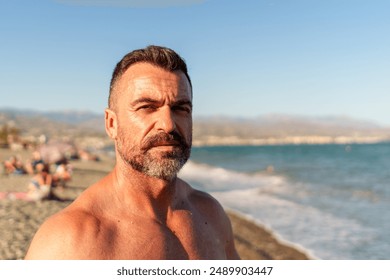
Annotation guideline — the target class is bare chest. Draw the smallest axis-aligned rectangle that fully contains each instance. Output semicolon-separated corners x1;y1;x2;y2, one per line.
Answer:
97;212;227;260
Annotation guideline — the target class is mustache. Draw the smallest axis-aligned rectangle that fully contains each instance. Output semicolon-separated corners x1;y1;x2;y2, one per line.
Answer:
142;131;189;151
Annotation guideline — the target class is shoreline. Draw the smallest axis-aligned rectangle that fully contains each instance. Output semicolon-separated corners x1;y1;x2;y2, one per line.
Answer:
227;209;313;260
1;148;310;260
192;138;390;147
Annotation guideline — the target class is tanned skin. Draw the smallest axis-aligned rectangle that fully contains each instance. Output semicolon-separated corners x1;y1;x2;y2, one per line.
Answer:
25;63;240;260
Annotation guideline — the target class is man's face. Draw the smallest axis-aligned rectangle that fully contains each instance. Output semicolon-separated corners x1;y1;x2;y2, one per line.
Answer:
112;62;192;181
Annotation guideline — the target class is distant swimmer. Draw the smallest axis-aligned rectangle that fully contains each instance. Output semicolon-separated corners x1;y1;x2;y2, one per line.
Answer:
25;45;240;260
266;165;274;173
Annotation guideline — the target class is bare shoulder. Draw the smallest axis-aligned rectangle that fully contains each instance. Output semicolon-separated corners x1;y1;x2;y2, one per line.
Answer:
25;205;101;259
25;175;117;259
189;188;233;235
180;180;240;259
191;188;227;216
180;180;226;219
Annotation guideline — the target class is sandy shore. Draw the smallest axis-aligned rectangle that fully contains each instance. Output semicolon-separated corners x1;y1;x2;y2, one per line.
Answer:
0;148;309;260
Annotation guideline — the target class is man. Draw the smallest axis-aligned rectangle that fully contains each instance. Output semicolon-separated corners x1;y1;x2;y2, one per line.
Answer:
25;45;240;260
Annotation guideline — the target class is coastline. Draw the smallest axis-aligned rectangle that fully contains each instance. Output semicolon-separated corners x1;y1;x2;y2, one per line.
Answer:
227;210;312;260
192;136;390;147
1;148;310;260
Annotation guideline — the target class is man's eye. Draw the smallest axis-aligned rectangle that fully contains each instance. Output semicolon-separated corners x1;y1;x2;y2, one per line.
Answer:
138;105;156;111
172;106;191;113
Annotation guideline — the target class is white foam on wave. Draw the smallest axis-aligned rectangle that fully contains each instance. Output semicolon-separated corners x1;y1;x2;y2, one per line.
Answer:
180;161;289;193
179;160;376;259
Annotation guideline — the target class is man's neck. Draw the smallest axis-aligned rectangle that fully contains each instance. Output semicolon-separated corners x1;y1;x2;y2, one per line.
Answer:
110;161;180;223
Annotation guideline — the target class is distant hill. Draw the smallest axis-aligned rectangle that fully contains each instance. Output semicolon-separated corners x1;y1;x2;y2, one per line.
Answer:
0;108;105;137
193;114;390;145
1;108;390;146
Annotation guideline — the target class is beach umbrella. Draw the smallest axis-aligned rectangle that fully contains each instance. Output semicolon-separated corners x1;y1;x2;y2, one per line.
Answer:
38;141;76;163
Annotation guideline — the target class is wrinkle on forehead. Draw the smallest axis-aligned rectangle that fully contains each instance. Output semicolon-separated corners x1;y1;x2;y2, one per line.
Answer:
131;77;190;101
112;62;192;109
116;63;192;104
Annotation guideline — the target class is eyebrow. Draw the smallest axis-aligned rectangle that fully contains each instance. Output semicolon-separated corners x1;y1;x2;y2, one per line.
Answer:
131;97;192;108
172;99;193;108
131;97;161;106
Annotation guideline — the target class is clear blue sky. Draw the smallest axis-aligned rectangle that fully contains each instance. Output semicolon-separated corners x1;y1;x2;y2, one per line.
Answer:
1;0;389;125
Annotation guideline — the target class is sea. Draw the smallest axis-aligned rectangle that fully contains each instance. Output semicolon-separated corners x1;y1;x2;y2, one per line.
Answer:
178;143;390;260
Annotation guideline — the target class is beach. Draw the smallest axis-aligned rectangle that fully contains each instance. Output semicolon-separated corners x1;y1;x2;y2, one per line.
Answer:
0;148;309;260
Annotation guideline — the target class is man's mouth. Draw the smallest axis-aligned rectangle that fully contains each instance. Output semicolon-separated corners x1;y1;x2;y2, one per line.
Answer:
150;141;180;148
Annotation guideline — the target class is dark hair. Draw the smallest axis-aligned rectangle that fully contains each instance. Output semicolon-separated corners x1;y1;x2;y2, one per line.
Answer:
108;45;192;109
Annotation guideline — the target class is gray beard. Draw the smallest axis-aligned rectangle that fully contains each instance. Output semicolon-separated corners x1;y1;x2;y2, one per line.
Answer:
117;139;191;181
124;149;189;181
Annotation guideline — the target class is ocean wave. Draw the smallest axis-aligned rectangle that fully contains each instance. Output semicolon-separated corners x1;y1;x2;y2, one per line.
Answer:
179;160;376;259
179;160;288;193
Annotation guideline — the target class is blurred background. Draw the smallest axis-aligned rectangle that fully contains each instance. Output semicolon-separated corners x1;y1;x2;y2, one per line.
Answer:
1;0;389;260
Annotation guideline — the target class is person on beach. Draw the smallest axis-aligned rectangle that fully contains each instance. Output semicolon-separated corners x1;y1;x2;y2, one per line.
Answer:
1;162;52;201
3;155;26;175
25;45;240;260
25;163;52;201
52;158;72;189
25;151;45;175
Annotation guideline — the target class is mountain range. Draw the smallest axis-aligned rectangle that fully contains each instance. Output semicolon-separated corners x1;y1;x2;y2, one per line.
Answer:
1;108;390;146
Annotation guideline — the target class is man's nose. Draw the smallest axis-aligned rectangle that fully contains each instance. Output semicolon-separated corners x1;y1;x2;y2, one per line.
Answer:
156;106;176;133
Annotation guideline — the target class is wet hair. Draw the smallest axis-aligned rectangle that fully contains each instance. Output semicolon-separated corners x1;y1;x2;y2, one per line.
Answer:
108;45;192;110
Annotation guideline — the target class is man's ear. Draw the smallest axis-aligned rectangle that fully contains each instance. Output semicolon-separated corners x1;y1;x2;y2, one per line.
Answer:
105;108;118;140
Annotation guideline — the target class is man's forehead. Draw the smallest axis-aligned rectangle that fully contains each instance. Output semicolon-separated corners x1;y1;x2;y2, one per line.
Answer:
131;74;182;88
119;63;192;99
121;63;186;84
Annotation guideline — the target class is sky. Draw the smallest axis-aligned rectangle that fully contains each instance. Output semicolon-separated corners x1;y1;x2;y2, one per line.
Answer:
0;0;389;125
